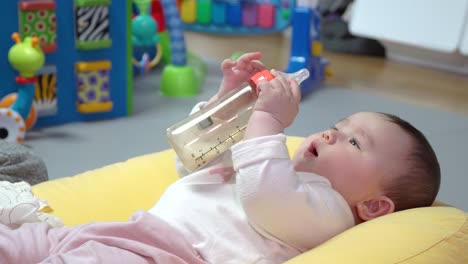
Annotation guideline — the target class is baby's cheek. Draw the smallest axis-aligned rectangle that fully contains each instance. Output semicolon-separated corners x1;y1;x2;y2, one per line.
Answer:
318;153;349;177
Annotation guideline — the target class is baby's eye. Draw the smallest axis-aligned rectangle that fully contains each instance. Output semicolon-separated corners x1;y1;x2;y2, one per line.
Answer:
349;138;360;149
330;125;338;131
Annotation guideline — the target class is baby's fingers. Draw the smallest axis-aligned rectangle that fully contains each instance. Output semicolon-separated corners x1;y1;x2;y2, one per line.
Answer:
236;52;262;68
251;60;267;72
269;70;291;97
238;52;262;62
289;79;301;103
221;59;236;72
256;80;275;97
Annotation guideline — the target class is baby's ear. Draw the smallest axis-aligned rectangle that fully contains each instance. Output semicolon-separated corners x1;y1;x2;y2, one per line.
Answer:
356;196;395;221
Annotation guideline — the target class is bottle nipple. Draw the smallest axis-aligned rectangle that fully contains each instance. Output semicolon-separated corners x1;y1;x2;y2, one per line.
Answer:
281;68;310;85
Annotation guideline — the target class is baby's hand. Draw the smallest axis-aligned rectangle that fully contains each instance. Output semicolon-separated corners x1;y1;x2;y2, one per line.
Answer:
253;70;301;129
209;52;266;104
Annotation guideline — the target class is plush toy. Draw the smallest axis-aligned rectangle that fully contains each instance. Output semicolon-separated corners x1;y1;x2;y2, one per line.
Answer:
0;140;48;185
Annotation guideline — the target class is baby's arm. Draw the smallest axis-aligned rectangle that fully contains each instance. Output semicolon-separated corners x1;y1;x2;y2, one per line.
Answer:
243;70;301;140
232;135;354;251
235;78;351;250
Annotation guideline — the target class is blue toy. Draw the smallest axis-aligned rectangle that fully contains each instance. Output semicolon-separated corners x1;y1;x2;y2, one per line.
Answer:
132;3;160;46
132;0;162;75
0;1;132;129
286;6;330;94
158;0;204;97
0;0;205;134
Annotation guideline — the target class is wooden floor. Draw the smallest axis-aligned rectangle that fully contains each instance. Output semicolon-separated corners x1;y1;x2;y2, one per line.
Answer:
185;32;468;115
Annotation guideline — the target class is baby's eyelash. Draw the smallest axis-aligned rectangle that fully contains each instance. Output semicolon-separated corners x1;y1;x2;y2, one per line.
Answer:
349;138;361;150
331;125;361;150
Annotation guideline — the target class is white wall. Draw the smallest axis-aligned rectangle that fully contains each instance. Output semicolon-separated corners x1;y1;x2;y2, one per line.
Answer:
349;0;468;73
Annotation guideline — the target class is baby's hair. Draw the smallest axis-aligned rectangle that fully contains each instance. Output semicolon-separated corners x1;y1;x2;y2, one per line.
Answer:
378;113;441;211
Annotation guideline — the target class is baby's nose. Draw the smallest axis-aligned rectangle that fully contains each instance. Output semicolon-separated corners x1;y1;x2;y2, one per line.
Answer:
322;130;337;144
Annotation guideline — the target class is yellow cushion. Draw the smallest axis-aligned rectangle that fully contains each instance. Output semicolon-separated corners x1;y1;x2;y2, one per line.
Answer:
286;206;467;264
33;149;179;226
32;136;468;263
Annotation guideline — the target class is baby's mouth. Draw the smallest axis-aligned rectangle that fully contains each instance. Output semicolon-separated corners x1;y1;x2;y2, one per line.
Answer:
307;143;319;157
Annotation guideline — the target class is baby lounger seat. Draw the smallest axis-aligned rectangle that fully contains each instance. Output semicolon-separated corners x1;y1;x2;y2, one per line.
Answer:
32;136;468;263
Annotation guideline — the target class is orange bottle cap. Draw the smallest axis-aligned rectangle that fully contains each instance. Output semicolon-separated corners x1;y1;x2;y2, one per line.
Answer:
250;70;274;86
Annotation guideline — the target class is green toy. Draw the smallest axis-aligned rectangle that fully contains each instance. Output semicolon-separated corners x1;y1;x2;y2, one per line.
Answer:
8;33;45;78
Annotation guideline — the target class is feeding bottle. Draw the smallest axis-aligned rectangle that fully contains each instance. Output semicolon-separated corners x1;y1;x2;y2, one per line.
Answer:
166;68;310;172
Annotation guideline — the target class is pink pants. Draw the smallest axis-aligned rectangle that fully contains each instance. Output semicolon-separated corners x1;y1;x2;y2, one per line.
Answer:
0;211;206;264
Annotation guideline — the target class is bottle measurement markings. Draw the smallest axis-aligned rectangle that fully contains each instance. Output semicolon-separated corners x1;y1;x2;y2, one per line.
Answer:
193;126;246;166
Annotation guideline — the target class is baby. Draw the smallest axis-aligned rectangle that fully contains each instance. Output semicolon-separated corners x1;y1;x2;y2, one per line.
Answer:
0;52;440;264
148;52;441;262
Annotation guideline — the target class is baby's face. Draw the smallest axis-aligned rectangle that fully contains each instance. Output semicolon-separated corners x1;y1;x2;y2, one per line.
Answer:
292;112;412;206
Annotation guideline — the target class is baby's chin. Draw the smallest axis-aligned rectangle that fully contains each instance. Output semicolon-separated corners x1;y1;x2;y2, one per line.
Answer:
293;159;329;179
293;161;316;174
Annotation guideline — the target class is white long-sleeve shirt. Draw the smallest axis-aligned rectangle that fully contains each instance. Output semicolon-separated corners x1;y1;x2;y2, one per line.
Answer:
148;134;354;264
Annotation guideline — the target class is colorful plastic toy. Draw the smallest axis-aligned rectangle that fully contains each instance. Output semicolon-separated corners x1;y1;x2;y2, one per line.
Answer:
286;6;331;94
178;0;329;94
131;0;206;97
0;33;44;142
0;1;133;128
0;1;207;130
132;0;163;75
180;0;296;34
0;93;37;130
158;0;202;97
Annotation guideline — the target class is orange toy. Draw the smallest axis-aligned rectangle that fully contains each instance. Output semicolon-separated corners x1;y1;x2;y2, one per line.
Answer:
0;93;37;130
